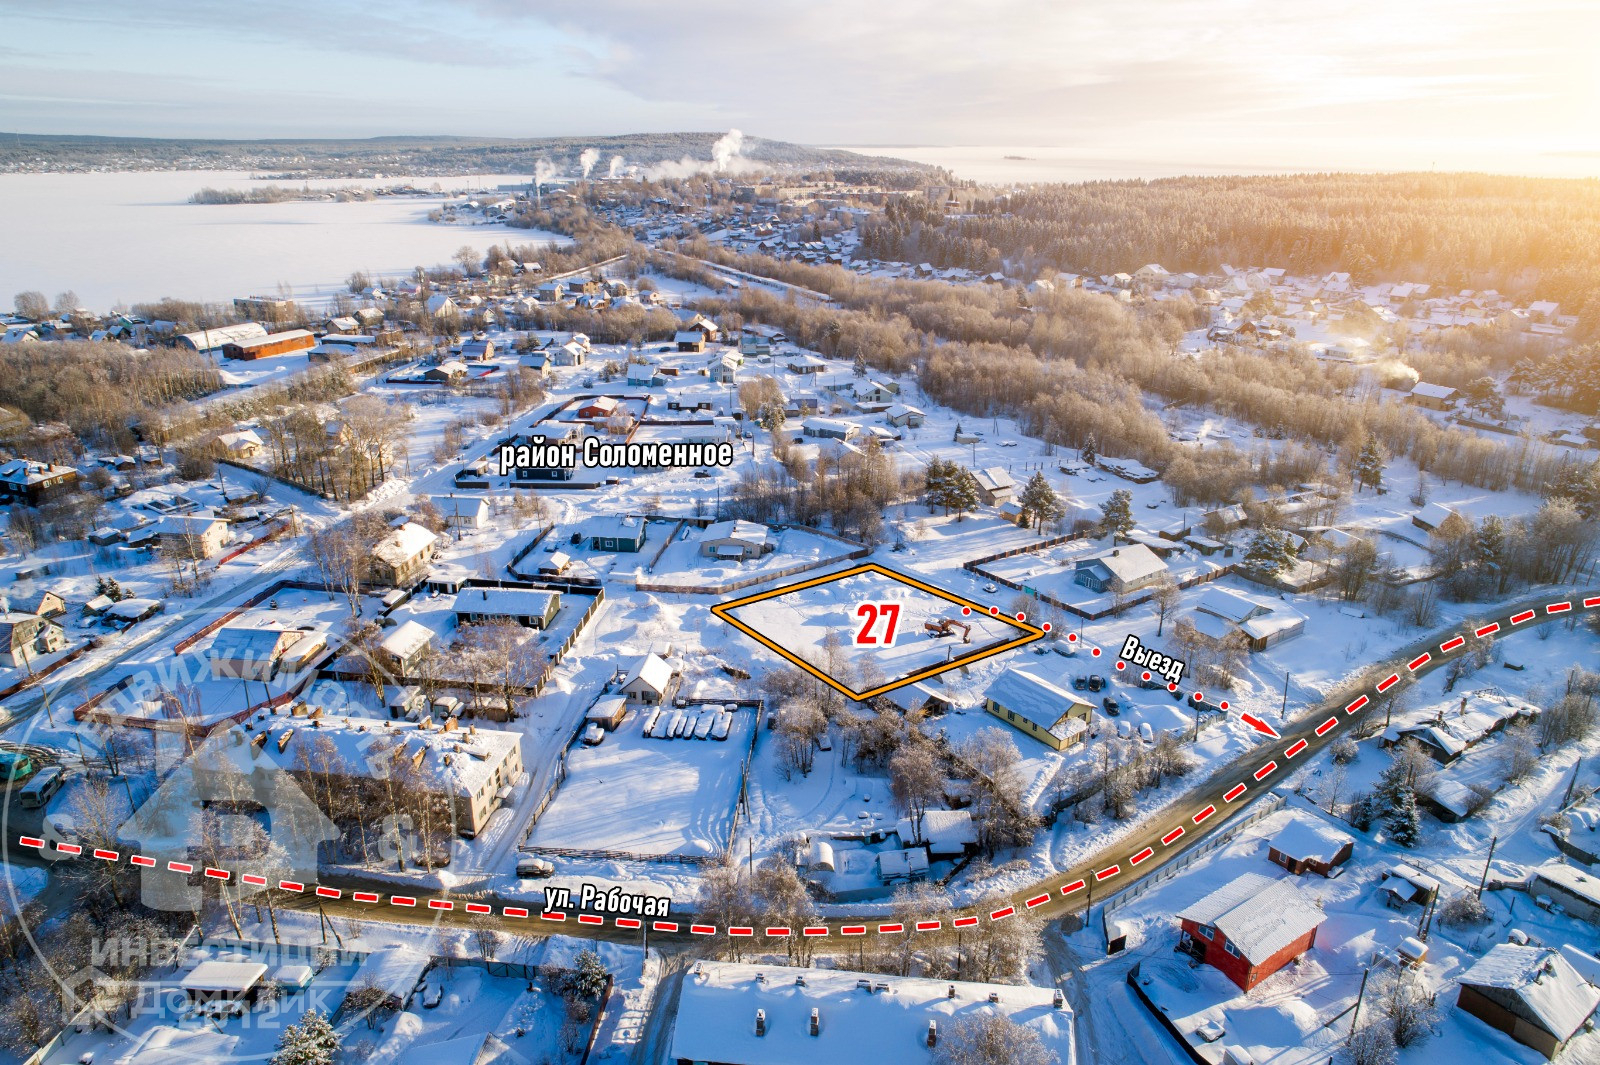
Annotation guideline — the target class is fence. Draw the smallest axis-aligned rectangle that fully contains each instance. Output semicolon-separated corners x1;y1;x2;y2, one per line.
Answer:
965;536;1235;621
1100;790;1287;948
628;518;868;595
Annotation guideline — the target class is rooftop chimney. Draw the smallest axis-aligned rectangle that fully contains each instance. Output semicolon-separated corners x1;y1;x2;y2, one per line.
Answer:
809;1008;820;1037
927;1021;938;1048
1053;989;1064;1010
755;1009;766;1037
947;984;956;999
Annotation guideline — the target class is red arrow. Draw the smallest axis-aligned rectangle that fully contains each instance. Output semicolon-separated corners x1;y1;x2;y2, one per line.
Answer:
1239;713;1280;739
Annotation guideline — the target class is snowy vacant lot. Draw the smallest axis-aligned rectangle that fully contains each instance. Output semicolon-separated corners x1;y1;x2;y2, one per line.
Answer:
721;566;1029;691
525;705;754;858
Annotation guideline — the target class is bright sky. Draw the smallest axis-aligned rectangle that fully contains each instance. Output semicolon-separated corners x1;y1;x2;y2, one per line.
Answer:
3;0;1597;176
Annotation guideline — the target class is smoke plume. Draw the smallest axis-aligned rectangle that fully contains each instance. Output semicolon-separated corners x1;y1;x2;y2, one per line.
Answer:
578;148;599;179
608;155;624;179
533;158;558;187
643;129;755;180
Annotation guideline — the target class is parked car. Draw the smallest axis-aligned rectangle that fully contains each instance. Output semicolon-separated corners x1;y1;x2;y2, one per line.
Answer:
516;856;555;879
1101;696;1121;716
1072;676;1089;691
1087;674;1105;692
1138;676;1165;690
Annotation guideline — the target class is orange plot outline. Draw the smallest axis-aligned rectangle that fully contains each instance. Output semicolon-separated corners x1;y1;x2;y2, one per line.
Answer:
710;562;1044;701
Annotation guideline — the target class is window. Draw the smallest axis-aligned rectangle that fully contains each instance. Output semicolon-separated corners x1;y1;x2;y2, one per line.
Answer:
1222;939;1239;958
1195;925;1212;941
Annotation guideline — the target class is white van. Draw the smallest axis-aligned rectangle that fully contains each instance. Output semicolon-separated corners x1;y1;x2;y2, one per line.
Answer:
19;767;63;809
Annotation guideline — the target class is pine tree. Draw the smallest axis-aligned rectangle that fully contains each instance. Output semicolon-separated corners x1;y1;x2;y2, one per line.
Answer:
1099;489;1134;537
1243;527;1298;576
1018;471;1063;532
271;1010;339;1065
852;351;867;378
948;468;980;522
1353;435;1386;493
1473;515;1506;591
1080;435;1097;467
924;458;954;514
1385;785;1421;848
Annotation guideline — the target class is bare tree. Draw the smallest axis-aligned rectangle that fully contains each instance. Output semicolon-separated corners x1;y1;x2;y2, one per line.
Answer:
889;743;944;843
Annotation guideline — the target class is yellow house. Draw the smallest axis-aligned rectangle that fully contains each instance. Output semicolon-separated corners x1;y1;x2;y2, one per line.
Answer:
982;667;1095;750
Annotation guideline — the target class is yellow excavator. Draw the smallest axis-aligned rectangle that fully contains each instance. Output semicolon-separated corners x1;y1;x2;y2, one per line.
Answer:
924;618;972;643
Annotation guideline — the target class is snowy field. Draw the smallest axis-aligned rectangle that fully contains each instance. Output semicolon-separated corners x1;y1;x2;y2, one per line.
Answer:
525;705;755;858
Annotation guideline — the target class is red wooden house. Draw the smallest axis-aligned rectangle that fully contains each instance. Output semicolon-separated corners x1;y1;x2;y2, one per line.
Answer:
1176;872;1324;991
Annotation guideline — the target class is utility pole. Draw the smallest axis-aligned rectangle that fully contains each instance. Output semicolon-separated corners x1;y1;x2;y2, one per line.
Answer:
1347;968;1371;1042
1477;835;1498;899
1281;671;1291;716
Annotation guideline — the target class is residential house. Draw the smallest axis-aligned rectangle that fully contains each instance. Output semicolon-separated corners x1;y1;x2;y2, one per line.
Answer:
700;520;775;561
221;329;316;361
208;624;307;681
1411;501;1463;533
0;611;66;669
1073;544;1168;595
460;339;495;361
149;514;230;559
1527;863;1600;925
421;360;468;384
1176;873;1325;991
583;515;648;552
378;620;434;674
1456;944;1600;1060
738;332;772;358
982;667;1094;750
674;330;706;353
216;430;264;460
551;341;588;366
1189;587;1306;651
31;590;67;619
972;467;1015;506
1378;864;1440;908
800;416;858;441
425;294;459;318
454;586;561;630
883;403;925;428
1407;382;1458;411
787;354;829;376
370;522;438;587
439;495;490;530
576;396;621;420
619;652;678;705
0;459;79;504
1265;811;1355;877
177;322;268;355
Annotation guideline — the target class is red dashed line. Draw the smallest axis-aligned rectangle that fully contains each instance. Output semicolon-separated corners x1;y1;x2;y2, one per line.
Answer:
1061;879;1087;896
92;848;119;861
1130;847;1154;866
990;905;1017;920
652;921;678;932
1095;865;1120;881
1315;717;1338;736
842;925;867;936
915;920;942;932
1510;610;1536;625
504;907;529;919
315;886;341;898
1192;806;1216;824
1407;652;1431;671
131;855;156;868
615;917;641;929
241;874;267;887
1548;601;1572;614
954;915;980;928
1346;695;1369;715
1254;761;1278;781
543;912;567;922
353;892;380;904
167;860;192;874
1223;784;1247;802
877;923;904;935
578;914;604;926
1440;636;1465;653
428;899;453;911
205;868;230;881
1476;622;1500;637
1026;893;1051;908
391;896;416;907
1585;596;1600;609
18;837;43;849
279;880;304;893
55;843;82;856
1162;827;1185;845
728;926;753;937
465;903;492;915
1285;740;1308;759
767;927;792;937
1376;673;1400;692
690;924;717;936
802;926;829;937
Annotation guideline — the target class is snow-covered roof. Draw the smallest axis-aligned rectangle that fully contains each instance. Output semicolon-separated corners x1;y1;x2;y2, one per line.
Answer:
703;519;771;548
1381;863;1441;897
394;1033;529;1065
982;667;1092;734
1177;872;1325;966
1410;381;1457;400
895;809;976;855
210;624;300;663
1078;544;1167;585
180;959;267;994
669;961;1072;1065
623;652;673;694
379;620;434;660
149;513;225;537
1193;587;1305;641
454;586;559;621
1458;944;1600;1042
373;522;437;566
972;467;1014;493
1531;862;1600;907
179;322;267;350
1267;810;1354;864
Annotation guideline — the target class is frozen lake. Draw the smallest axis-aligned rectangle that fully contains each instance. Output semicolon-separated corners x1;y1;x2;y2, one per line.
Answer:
0;170;569;310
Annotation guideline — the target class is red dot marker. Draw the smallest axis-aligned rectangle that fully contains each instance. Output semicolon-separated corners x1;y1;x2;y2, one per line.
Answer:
1142;671;1151;682
1115;661;1125;671
1041;622;1052;633
1194;692;1205;703
1090;647;1101;657
1219;700;1229;711
989;606;999;617
961;606;971;616
1067;633;1078;643
1168;683;1178;692
1015;612;1026;622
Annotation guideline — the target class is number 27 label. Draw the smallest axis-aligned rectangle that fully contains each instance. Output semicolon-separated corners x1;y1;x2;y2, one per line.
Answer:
854;602;900;646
